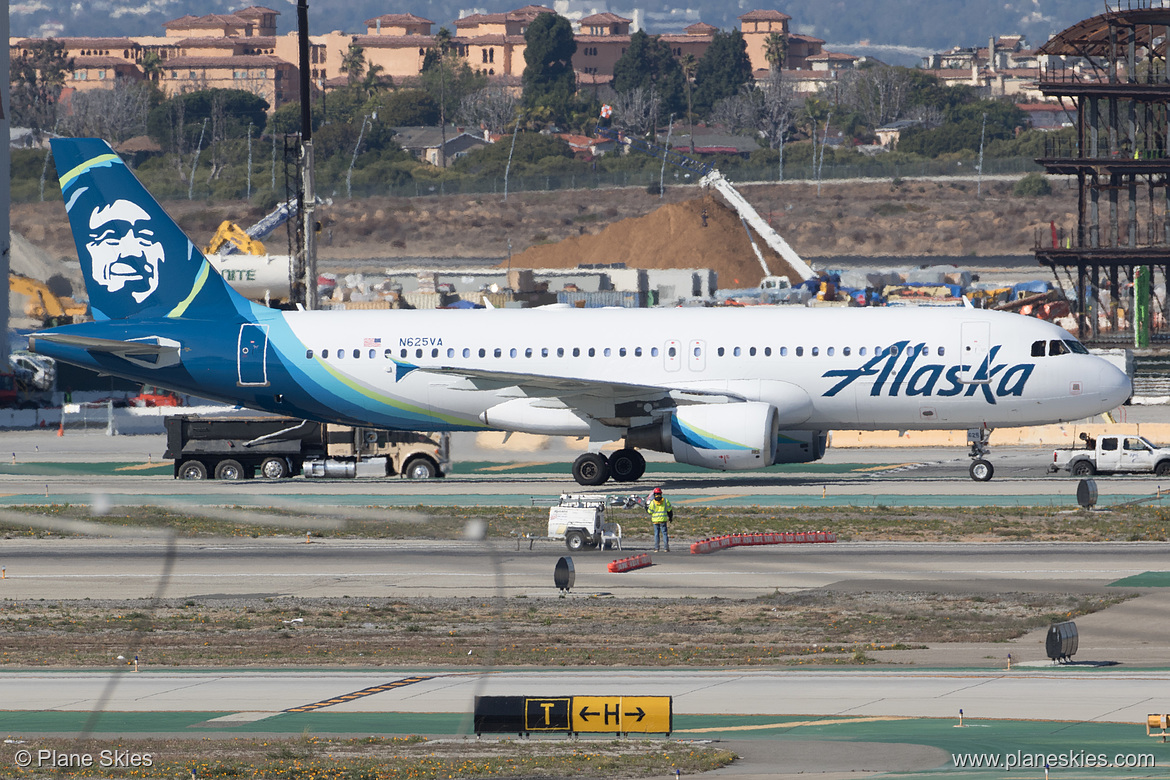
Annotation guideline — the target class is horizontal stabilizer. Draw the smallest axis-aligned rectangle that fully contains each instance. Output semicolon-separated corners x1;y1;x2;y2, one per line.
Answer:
29;333;178;357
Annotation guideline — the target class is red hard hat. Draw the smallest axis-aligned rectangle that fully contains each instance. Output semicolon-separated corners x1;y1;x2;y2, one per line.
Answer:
653;487;663;495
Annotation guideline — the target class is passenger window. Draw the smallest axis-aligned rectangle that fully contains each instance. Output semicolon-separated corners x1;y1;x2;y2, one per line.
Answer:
321;349;329;358
415;349;422;358
383;349;391;358
1125;437;1147;451
604;348;612;357
668;346;677;357
367;349;374;359
431;348;439;358
557;347;564;357
478;348;486;357
338;350;345;359
651;347;659;357
573;347;580;357
827;347;834;356
541;348;548;357
795;347;803;356
509;348;517;358
494;348;502;358
811;347;819;357
400;349;407;358
588;348;596;357
718;347;725;357
780;347;787;356
1049;340;1068;356
889;346;899;356
355;349;361;359
937;346;945;356
524;348;532;358
860;347;867;356
1031;340;1046;357
635;347;643;357
749;347;756;356
843;346;850;356
306;349;313;359
447;348;455;358
619;347;627;357
764;347;772;357
733;347;741;357
693;346;701;357
461;348;469;358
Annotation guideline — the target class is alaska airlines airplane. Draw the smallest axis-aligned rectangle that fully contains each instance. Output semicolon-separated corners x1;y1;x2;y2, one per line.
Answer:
31;139;1132;484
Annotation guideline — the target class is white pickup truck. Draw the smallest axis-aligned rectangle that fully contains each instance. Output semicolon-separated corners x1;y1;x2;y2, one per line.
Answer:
1049;433;1170;477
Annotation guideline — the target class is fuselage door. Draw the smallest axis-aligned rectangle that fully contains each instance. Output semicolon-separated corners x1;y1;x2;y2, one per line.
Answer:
237;323;270;387
689;340;706;372
664;340;681;372
959;321;991;384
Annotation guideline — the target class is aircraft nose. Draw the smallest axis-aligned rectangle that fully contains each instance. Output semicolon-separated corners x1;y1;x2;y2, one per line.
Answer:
1098;360;1133;409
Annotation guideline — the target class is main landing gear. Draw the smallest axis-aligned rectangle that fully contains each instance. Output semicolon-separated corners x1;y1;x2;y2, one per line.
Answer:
967;427;995;482
572;448;646;486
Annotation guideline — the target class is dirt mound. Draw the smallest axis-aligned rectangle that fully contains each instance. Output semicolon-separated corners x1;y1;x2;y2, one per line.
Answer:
504;196;803;287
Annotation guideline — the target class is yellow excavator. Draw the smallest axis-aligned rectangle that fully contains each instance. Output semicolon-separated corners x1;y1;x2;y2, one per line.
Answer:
204;221;267;256
9;273;88;325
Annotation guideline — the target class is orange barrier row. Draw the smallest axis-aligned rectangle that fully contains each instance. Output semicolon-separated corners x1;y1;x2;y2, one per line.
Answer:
689;530;837;555
608;553;653;572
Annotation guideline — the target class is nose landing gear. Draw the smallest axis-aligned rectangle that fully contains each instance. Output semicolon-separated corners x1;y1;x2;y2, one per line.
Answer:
968;427;995;482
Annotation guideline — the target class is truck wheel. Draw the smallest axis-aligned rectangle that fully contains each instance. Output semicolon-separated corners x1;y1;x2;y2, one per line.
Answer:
565;530;587;551
215;459;246;480
609;448;646;482
403;456;438;479
259;457;290;480
178;460;208;480
1072;460;1096;477
572;453;610;486
1156;461;1170;477
969;459;994;482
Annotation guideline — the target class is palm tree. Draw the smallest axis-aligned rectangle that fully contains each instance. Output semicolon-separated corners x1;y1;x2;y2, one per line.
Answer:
361;63;389;98
681;53;697;153
764;32;788;76
340;43;366;86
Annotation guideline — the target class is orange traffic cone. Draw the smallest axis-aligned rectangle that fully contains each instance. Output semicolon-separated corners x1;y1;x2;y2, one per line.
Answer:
57;416;64;437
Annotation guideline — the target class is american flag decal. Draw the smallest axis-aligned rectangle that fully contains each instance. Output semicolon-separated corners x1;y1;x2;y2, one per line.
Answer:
364;337;381;347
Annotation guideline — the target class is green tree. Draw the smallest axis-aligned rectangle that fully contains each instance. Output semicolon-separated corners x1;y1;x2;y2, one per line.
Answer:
11;39;74;138
693;30;753;117
763;31;788;75
146;89;268;151
612;30;685;121
339;43;366;86
374;89;439;126
521;12;578;124
453;132;574;176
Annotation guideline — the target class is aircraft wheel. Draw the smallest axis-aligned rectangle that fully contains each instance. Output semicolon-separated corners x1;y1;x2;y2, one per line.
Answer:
178;460;208;480
215;459;246;481
572;452;610;486
609;448;646;482
969;459;994;482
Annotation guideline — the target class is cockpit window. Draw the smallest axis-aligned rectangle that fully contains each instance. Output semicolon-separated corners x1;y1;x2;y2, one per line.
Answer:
1063;339;1089;354
1031;340;1045;357
1049;339;1069;356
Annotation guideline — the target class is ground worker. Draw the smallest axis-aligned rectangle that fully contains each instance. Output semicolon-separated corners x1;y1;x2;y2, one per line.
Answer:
647;487;673;552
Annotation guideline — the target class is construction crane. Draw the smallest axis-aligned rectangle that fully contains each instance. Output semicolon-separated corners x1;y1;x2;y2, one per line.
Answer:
595;127;816;282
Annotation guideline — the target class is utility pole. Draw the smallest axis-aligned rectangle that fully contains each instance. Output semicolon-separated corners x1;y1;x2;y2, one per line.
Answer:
0;0;10;369
297;0;318;310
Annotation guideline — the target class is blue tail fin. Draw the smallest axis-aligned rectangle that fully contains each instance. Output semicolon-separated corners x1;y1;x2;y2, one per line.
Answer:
52;138;254;322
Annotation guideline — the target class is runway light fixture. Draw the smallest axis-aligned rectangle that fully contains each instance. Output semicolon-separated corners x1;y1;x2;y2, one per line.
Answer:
1076;478;1098;509
554;556;575;594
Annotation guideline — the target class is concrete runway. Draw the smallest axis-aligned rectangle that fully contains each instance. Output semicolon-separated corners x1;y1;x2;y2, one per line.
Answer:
4;430;1170;778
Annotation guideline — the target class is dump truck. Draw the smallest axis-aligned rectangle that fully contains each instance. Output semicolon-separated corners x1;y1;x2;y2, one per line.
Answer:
164;415;450;480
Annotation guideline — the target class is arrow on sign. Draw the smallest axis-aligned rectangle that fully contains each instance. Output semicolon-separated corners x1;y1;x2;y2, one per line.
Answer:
579;707;598;721
624;707;646;721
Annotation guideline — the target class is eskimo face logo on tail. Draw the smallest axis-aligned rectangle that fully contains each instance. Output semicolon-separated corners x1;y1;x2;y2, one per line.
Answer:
85;199;164;304
821;341;1034;404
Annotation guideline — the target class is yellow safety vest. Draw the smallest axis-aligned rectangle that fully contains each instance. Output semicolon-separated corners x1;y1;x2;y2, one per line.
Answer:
648;497;672;524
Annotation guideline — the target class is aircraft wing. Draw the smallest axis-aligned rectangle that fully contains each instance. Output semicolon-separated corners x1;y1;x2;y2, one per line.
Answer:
29;333;179;357
421;364;743;408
